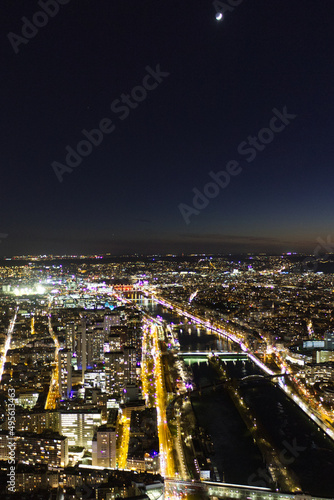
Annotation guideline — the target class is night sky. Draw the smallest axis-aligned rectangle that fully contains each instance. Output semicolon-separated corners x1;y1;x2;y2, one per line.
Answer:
1;0;334;256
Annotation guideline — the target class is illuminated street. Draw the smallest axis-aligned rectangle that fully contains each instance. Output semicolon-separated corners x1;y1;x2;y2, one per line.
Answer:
117;413;131;469
0;308;18;382
45;312;60;410
142;318;176;478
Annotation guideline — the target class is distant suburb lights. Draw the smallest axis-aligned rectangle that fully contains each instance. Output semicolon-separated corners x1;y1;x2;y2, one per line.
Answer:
51;65;169;183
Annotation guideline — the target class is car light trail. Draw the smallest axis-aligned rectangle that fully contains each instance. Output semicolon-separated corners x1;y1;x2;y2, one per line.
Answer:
141;318;176;478
0;308;18;382
45;312;60;410
117;414;131;469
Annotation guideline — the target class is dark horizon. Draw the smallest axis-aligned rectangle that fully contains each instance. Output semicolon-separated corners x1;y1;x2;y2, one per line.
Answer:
0;234;331;258
0;250;330;264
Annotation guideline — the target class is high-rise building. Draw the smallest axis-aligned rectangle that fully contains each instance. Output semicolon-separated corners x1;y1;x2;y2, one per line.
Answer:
66;322;76;352
92;410;118;468
316;350;334;363
110;326;128;346
5;410;60;434
104;314;121;334
76;320;105;374
123;347;137;385
76;319;87;379
325;332;334;350
104;344;138;398
58;348;72;400
105;350;124;396
59;410;101;450
0;430;68;467
84;370;106;391
107;333;121;352
86;327;104;367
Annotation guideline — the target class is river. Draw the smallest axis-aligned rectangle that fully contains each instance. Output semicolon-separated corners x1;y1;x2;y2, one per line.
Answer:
133;294;334;498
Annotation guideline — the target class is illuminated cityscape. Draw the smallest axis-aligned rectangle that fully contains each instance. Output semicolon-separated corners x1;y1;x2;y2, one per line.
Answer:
2;1;334;498
0;253;334;498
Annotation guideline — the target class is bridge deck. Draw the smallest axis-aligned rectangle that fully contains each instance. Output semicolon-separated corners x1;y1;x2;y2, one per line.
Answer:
178;351;248;359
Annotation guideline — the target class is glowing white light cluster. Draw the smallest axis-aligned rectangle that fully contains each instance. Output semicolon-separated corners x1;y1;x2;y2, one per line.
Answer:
13;284;46;296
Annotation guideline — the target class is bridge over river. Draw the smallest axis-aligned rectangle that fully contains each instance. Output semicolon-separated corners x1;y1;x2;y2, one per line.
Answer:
165;479;327;500
177;350;248;361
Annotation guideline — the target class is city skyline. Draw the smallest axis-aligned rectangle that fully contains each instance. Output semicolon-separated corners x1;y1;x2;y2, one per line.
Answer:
1;255;334;497
1;2;334;493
